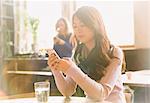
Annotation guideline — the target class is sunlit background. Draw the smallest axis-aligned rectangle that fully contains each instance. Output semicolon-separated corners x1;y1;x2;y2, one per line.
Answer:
27;1;61;49
13;1;135;54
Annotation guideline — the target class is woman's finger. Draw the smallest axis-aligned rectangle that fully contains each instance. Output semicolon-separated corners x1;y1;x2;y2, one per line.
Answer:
49;56;58;67
62;57;71;61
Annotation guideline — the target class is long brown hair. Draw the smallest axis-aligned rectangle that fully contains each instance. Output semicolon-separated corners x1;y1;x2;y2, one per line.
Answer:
73;6;111;63
73;6;126;77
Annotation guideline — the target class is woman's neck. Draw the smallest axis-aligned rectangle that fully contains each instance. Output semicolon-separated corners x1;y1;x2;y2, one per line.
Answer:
85;39;95;52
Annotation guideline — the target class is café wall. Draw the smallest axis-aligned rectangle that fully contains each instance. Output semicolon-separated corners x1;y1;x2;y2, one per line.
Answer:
123;1;150;71
134;1;150;48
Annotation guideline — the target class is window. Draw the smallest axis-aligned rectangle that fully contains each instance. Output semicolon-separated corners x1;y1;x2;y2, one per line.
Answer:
15;1;134;54
76;1;134;46
27;1;61;49
14;1;62;54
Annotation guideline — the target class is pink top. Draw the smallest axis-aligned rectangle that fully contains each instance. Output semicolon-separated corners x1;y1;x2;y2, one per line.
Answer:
52;65;126;103
51;47;126;103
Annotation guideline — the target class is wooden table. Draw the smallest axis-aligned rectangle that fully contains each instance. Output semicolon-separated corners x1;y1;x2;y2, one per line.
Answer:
122;70;150;87
5;70;53;95
0;96;111;103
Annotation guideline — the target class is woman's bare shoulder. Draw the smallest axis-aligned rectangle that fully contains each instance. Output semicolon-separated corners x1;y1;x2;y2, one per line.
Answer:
112;45;123;61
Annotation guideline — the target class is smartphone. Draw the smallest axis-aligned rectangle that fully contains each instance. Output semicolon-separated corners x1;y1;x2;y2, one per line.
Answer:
48;49;60;60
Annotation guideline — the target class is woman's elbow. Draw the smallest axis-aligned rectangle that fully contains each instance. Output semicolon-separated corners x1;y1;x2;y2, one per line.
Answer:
61;92;71;97
61;86;76;97
61;89;76;97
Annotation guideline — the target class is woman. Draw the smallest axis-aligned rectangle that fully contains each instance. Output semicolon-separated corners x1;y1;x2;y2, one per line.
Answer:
53;18;73;58
48;6;126;103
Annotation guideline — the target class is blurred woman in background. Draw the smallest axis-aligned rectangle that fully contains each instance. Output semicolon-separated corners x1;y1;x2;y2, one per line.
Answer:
53;18;73;58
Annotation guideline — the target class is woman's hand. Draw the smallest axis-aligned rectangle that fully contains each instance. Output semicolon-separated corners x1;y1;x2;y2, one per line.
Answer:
55;58;77;74
47;49;73;73
47;49;60;71
55;58;71;73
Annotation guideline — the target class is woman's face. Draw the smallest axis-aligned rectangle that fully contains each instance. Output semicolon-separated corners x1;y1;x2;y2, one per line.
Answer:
73;16;95;45
57;20;66;34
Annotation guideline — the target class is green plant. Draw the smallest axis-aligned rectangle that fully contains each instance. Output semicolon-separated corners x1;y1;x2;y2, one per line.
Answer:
29;17;40;44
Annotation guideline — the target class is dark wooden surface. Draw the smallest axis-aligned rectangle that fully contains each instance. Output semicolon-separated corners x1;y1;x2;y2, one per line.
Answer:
123;48;150;71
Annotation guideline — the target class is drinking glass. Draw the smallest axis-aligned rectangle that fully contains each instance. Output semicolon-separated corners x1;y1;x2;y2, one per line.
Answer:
34;81;50;103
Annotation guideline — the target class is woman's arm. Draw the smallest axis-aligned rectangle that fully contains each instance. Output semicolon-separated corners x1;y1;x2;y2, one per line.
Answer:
51;69;77;97
53;36;73;52
47;49;76;97
60;47;123;101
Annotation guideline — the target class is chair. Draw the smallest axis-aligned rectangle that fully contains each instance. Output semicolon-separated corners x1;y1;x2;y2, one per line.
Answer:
124;85;134;103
